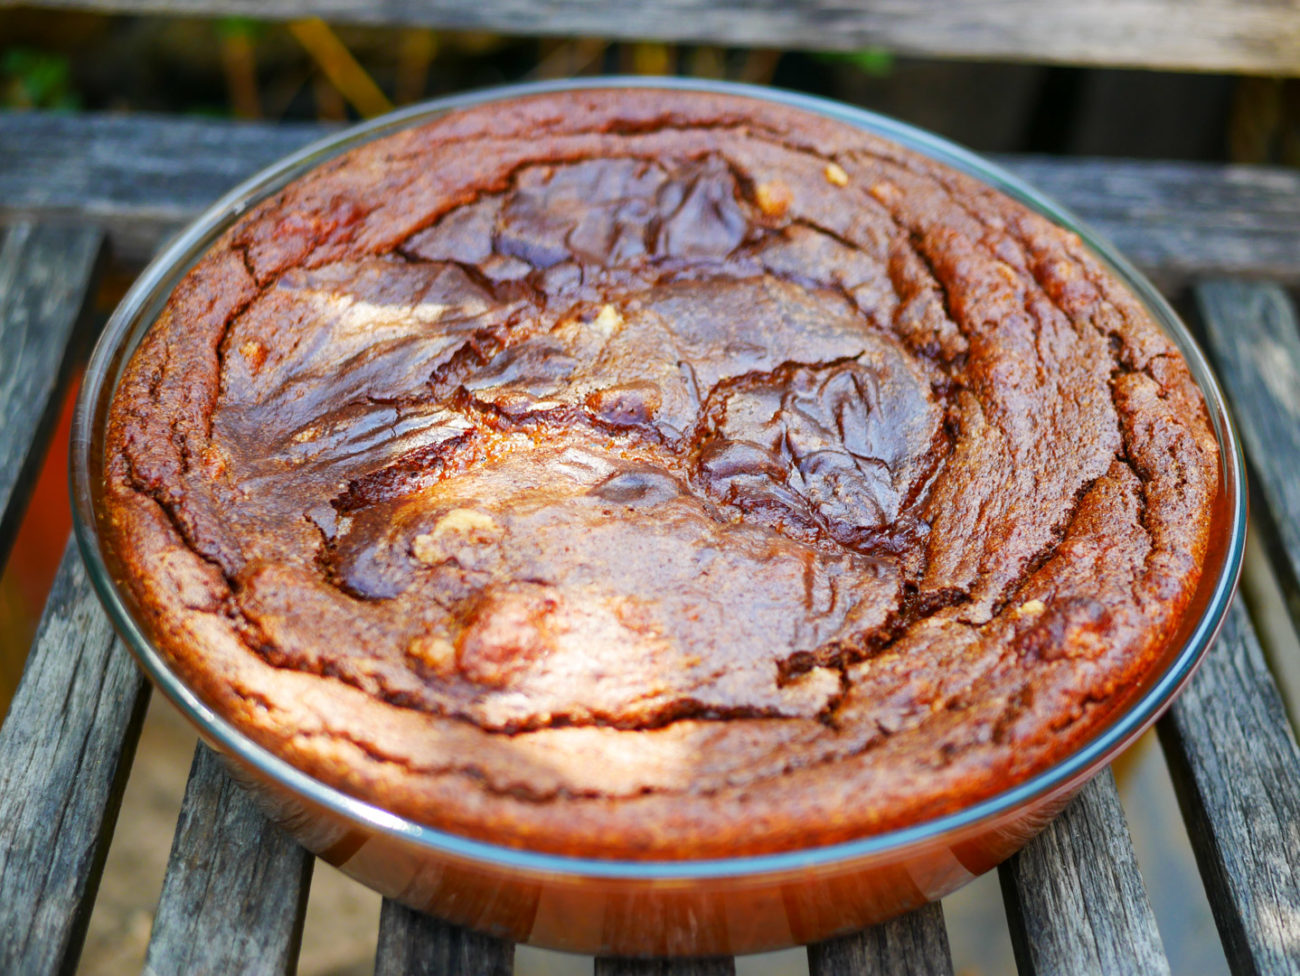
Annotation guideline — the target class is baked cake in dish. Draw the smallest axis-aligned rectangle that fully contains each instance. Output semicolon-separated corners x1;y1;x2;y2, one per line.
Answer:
103;89;1219;858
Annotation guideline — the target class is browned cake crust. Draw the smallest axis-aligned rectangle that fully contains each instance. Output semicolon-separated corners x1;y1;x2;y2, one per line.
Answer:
103;89;1220;858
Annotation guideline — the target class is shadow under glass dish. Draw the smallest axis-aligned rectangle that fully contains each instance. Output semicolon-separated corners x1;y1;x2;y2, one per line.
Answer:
71;77;1246;956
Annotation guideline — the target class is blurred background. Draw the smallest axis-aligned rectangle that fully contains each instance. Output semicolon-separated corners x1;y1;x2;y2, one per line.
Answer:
4;9;1300;160
2;7;1299;975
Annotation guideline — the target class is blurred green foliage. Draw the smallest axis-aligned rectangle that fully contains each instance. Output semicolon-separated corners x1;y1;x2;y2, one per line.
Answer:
1;47;81;109
816;47;895;77
216;16;268;41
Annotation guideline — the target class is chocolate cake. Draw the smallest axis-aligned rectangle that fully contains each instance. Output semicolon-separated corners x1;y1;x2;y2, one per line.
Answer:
103;89;1220;858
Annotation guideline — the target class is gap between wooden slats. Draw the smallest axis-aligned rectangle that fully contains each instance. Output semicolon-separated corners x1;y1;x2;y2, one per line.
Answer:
143;744;314;976
0;221;103;566
0;541;150;976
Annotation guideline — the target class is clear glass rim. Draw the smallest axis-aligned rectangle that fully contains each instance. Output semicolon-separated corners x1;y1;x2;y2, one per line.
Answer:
71;76;1247;883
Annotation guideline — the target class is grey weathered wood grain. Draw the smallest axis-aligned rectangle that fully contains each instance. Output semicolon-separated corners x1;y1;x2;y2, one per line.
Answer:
375;898;514;976
5;111;1300;285
1157;599;1300;976
594;956;734;976
6;0;1300;75
998;770;1170;976
0;112;329;267
1195;280;1300;625
143;743;314;976
0;540;150;976
0;222;103;567
1004;157;1300;289
807;901;952;976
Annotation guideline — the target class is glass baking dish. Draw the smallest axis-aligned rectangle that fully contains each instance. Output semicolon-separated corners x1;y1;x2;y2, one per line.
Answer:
71;77;1246;956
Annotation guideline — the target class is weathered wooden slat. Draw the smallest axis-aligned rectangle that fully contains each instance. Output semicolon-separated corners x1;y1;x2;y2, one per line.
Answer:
0;541;151;976
375;898;514;976
1195;280;1300;622
1003;157;1300;289
807;901;953;976
6;0;1300;75
0;112;326;268
1156;599;1300;976
594;956;734;976
0;222;103;567
143;744;314;976
4;111;1300;285
998;770;1170;976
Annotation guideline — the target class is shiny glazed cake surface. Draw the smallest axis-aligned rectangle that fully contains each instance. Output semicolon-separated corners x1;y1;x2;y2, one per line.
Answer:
104;89;1219;858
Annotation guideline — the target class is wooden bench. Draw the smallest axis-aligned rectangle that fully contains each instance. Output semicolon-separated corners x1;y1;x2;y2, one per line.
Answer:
3;4;1300;972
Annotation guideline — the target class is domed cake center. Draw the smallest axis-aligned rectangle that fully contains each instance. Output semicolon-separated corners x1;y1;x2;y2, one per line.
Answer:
212;153;950;732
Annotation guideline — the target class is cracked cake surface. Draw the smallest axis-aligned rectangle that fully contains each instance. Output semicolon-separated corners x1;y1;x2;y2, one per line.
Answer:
103;89;1220;858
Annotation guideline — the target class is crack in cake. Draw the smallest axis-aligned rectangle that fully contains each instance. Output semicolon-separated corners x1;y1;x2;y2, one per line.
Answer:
103;89;1220;858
